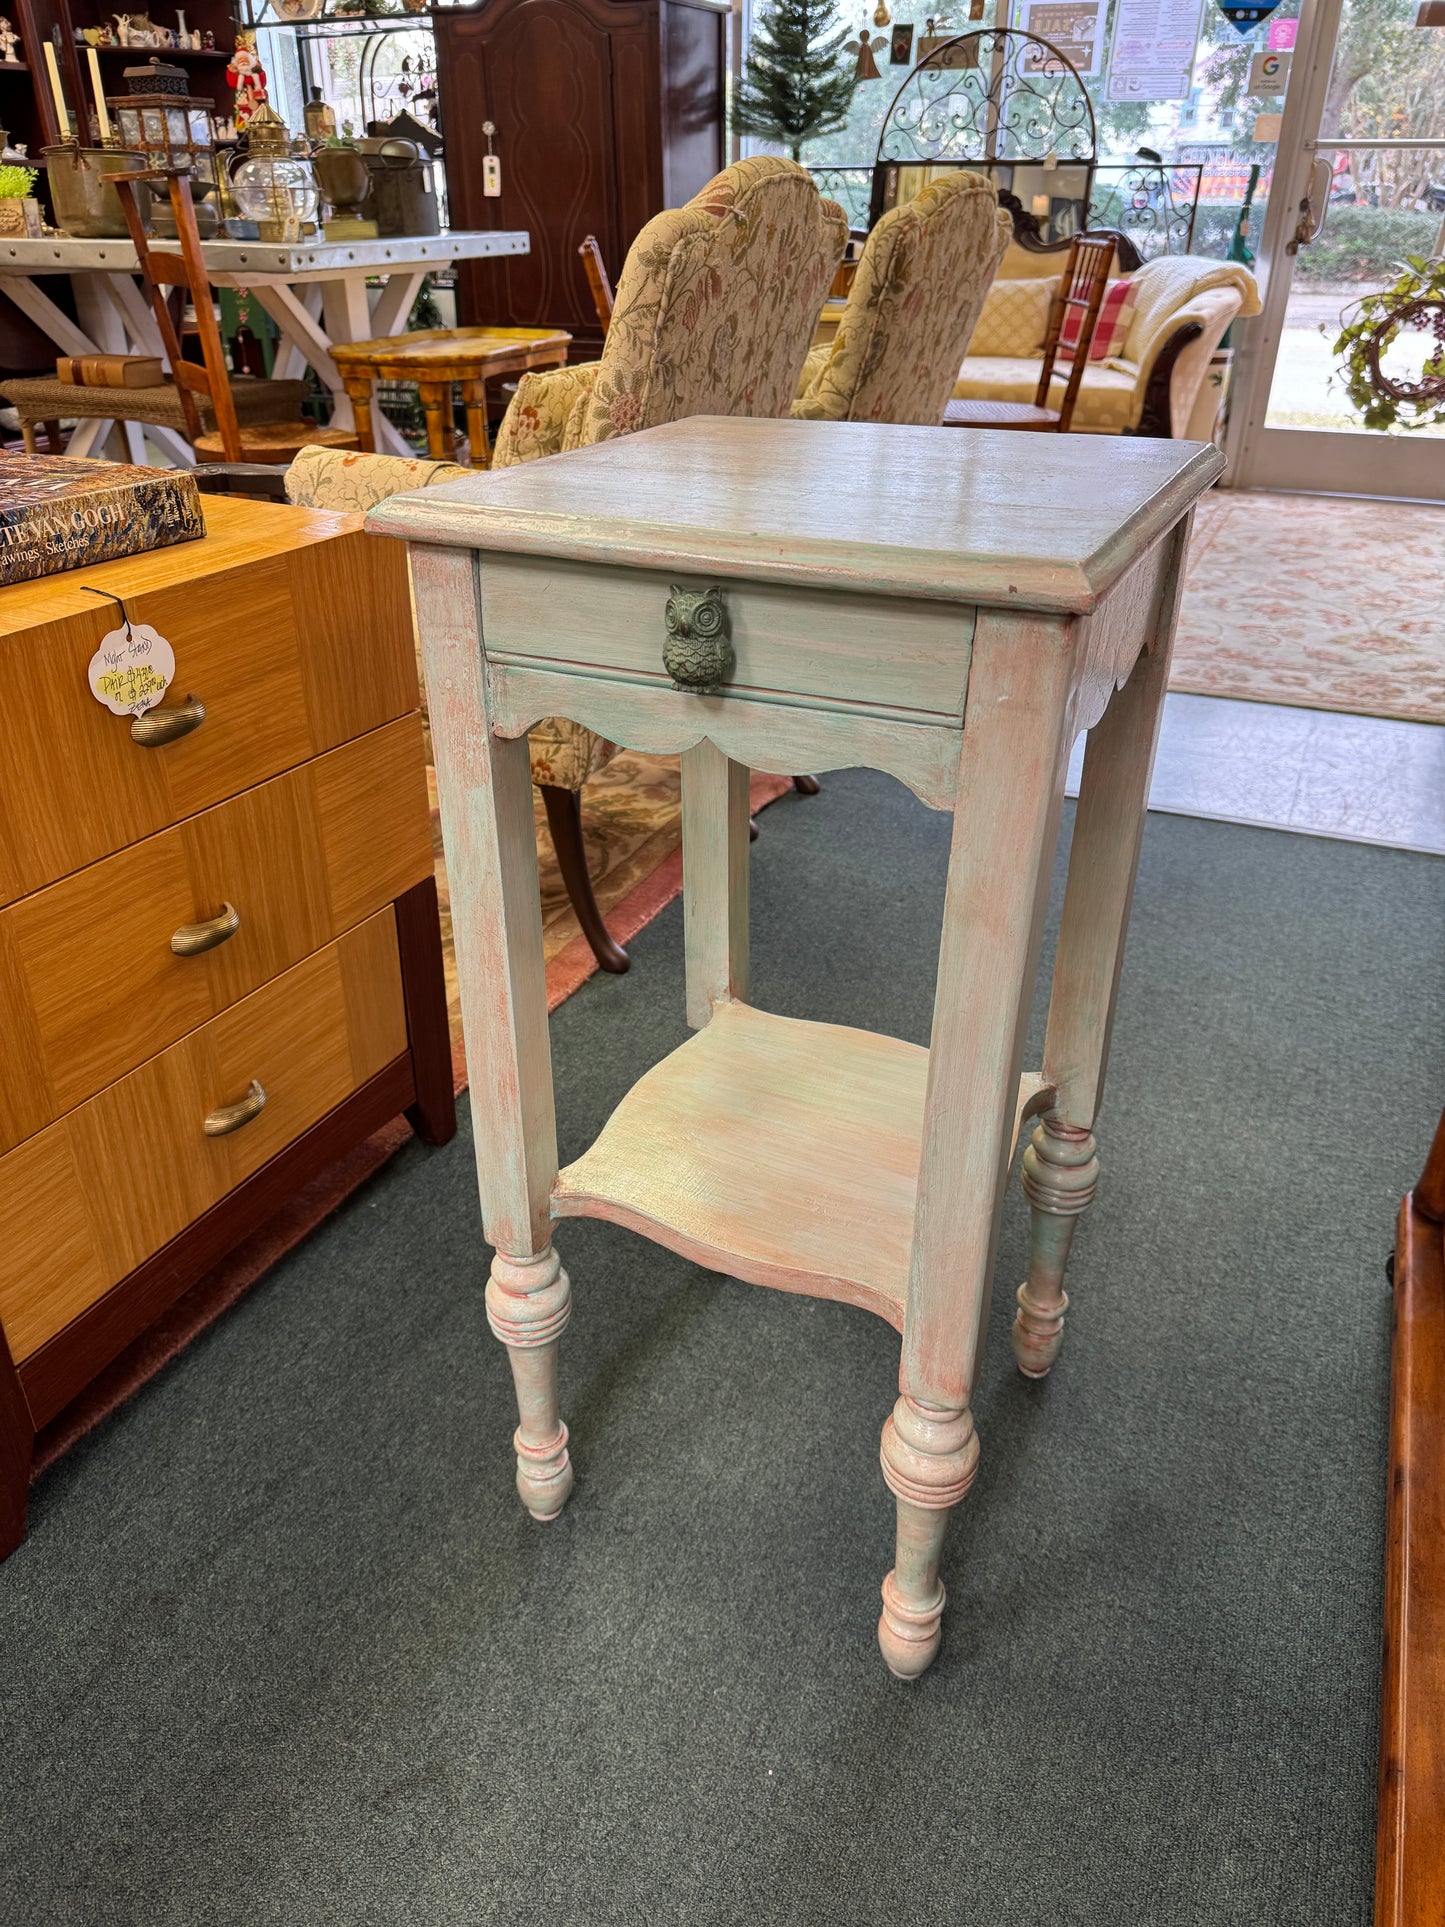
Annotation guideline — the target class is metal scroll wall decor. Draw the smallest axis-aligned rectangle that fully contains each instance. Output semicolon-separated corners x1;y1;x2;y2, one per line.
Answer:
869;27;1096;235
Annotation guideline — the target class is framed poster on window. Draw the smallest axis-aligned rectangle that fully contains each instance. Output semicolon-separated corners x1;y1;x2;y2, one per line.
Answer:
1105;0;1205;101
1016;1;1104;77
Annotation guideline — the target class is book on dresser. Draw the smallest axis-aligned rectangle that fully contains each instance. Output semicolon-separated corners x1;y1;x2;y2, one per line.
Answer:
0;491;455;1559
0;454;204;588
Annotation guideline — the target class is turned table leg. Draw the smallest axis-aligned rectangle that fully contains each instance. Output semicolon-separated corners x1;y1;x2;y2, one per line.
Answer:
486;1248;573;1518
419;379;454;461
1023;520;1189;1376
1013;1119;1099;1376
340;373;377;454
879;1396;979;1677
460;376;491;469
410;548;571;1521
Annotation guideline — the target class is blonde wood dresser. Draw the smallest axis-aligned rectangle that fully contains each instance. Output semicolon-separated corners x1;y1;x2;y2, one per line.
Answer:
0;493;454;1559
371;416;1224;1681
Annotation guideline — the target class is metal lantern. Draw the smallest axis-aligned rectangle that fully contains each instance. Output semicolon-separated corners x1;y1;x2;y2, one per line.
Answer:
226;103;318;244
108;60;218;195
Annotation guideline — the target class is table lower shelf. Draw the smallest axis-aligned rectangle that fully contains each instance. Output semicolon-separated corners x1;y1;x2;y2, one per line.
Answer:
552;1002;1054;1329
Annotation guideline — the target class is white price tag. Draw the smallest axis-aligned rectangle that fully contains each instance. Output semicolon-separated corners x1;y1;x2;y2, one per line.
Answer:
483;154;502;197
87;621;175;717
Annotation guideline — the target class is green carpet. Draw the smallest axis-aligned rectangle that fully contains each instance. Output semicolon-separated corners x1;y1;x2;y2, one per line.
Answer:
3;771;1441;1926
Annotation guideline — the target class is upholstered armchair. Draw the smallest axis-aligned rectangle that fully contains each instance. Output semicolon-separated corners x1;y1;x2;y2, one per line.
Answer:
486;156;848;967
792;171;1012;425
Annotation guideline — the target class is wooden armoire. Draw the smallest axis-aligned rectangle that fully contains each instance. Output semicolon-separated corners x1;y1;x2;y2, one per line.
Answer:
435;0;728;361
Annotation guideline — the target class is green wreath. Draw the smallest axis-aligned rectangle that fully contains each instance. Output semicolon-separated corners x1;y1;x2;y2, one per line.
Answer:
1332;255;1445;434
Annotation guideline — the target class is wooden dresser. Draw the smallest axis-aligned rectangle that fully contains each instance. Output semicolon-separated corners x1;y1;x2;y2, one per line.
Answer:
0;494;454;1558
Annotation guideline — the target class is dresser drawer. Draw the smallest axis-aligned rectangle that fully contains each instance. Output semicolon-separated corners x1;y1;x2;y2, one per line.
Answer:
0;511;417;906
0;910;407;1364
0;716;431;1154
478;555;974;722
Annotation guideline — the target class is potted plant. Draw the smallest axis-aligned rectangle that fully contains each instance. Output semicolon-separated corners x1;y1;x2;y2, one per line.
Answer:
0;161;39;238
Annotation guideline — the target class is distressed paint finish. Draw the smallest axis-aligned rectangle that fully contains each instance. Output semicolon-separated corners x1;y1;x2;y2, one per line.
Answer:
409;544;571;1513
681;742;750;1030
382;419;1224;1676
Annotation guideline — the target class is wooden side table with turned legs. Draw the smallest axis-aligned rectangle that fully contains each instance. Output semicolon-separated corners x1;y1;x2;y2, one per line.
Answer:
331;326;572;468
370;418;1224;1678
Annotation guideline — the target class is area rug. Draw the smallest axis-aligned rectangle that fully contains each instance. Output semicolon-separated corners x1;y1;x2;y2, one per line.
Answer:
1170;488;1445;724
32;755;792;1476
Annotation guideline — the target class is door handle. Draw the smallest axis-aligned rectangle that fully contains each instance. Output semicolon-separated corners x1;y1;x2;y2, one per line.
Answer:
1287;156;1334;255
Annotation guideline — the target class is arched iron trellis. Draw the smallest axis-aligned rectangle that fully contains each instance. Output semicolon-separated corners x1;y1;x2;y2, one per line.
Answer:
869;28;1096;238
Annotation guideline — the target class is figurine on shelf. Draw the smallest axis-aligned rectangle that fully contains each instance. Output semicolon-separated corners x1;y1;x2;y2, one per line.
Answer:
202;29;215;50
0;18;19;62
226;29;268;129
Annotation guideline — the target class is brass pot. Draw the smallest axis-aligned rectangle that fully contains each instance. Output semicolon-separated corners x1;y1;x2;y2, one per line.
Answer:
43;145;149;238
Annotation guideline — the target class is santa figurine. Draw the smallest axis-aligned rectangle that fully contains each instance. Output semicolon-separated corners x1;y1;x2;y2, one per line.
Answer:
225;30;268;129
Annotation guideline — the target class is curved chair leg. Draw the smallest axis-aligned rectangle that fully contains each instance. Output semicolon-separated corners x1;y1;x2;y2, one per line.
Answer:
539;783;630;975
792;774;821;795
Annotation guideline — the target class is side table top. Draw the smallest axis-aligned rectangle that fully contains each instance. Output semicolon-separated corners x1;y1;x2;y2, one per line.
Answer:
367;416;1226;614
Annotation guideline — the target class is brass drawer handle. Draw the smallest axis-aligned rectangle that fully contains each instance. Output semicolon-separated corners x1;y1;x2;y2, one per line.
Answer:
203;1079;266;1138
171;901;241;957
663;585;734;693
131;695;206;747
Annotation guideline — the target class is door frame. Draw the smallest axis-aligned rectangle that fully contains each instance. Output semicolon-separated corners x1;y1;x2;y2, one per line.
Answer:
1222;0;1445;500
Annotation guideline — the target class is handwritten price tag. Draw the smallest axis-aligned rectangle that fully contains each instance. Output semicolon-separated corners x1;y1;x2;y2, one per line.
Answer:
87;622;175;718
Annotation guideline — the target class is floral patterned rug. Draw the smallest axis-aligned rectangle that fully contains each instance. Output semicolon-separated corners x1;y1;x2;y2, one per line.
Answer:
430;754;793;1054
1170;489;1445;725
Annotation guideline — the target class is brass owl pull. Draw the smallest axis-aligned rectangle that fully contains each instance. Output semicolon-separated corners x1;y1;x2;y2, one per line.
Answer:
662;585;734;694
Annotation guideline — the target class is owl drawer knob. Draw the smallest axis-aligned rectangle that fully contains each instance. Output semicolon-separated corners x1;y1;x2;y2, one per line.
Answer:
663;585;733;694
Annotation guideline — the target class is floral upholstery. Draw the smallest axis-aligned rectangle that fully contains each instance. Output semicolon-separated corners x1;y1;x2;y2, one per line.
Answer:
494;157;848;465
487;157;847;792
285;444;469;511
792;173;1011;425
490;363;599;468
953;255;1262;436
284;445;614;791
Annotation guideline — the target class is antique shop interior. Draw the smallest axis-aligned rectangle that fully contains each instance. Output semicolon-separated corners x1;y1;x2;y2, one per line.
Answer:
0;0;1441;1917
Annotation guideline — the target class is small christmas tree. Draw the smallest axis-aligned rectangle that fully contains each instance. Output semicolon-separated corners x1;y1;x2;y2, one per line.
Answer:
731;0;858;162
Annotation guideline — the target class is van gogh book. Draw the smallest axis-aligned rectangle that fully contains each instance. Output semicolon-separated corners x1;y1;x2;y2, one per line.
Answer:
0;454;204;589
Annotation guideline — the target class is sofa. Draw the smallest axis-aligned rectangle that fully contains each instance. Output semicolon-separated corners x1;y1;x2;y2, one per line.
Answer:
953;246;1261;439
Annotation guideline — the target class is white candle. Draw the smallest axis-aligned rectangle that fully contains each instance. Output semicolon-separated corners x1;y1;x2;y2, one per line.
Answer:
42;41;70;138
1031;193;1050;218
87;46;111;144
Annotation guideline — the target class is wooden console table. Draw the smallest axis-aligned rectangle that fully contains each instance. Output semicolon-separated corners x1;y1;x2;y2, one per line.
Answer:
0;494;455;1559
371;417;1223;1678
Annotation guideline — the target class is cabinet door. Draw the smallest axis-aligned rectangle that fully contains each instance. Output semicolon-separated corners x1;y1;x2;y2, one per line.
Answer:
439;0;658;356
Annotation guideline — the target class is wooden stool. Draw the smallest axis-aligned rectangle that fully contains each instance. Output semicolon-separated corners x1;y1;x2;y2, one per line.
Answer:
192;419;358;463
370;418;1223;1680
330;327;573;468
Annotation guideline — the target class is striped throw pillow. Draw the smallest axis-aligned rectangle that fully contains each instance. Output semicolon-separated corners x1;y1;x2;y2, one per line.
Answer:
1057;278;1137;363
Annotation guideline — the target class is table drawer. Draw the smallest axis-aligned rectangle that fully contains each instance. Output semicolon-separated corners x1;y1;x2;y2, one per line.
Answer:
478;555;974;722
0;519;417;906
0;910;407;1364
0;716;431;1154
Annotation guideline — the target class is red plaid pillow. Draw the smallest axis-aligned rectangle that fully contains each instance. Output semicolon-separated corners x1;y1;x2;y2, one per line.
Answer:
1056;277;1136;362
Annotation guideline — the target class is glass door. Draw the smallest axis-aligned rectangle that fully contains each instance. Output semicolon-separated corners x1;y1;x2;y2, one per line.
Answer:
1226;0;1445;498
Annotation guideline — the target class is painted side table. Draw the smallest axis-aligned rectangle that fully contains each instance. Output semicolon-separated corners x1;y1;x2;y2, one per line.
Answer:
370;418;1224;1679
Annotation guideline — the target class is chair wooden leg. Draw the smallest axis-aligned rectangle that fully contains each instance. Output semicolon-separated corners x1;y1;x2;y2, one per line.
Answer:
418;380;454;461
539;783;630;975
20;421;36;454
43;419;62;453
792;774;821;794
460;376;491;469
